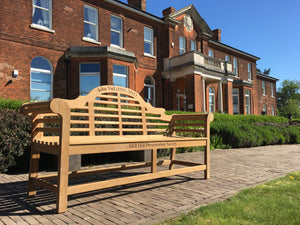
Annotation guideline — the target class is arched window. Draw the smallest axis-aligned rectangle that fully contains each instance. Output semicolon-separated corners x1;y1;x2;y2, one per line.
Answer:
209;87;215;112
30;56;52;101
144;76;155;106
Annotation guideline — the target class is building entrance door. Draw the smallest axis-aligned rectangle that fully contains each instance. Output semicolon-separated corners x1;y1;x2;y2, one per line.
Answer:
176;93;186;111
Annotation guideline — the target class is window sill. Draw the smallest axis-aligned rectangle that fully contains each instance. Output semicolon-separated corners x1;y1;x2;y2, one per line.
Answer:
30;24;55;33
82;37;101;45
144;53;156;59
110;44;125;51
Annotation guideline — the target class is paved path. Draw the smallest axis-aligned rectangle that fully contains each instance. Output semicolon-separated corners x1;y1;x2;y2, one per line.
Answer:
0;144;299;225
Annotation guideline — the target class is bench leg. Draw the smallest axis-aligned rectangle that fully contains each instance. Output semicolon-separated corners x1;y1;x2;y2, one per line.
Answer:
56;152;69;213
204;145;210;179
169;148;176;170
28;146;40;197
151;149;157;173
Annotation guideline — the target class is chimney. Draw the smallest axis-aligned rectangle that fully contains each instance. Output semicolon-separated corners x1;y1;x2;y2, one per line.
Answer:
128;0;146;11
213;29;221;42
162;7;176;17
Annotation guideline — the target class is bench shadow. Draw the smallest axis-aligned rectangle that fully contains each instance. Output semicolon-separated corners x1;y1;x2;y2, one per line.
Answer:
0;171;203;216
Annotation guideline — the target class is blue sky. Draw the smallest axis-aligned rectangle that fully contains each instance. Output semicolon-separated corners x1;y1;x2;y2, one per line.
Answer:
120;0;300;88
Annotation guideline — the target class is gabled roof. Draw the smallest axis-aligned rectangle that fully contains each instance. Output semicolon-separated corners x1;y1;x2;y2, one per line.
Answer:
256;72;279;82
165;4;214;37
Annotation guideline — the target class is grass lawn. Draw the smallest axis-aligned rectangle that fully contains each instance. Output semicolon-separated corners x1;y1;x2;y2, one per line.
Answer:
158;172;300;225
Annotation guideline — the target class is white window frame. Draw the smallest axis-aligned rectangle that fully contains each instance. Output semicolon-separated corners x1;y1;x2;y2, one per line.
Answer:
83;5;99;43
245;89;251;115
233;58;238;77
144;27;154;56
113;64;128;87
208;49;214;58
179;36;186;55
144;76;155;106
209;87;215;113
32;0;54;32
262;81;266;96
79;63;101;96
225;55;231;62
271;83;274;97
248;63;252;80
232;88;239;114
191;40;196;51
111;15;123;48
263;104;267;115
272;106;275;116
30;56;53;101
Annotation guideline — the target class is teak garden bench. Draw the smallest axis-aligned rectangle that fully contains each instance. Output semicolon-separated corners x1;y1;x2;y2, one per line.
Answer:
21;85;214;213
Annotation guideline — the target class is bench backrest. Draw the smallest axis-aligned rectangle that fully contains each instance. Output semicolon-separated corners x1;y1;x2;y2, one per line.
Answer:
50;86;172;137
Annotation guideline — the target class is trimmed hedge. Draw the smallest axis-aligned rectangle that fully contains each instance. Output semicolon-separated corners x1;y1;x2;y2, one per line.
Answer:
0;98;27;110
210;122;300;149
0;109;31;172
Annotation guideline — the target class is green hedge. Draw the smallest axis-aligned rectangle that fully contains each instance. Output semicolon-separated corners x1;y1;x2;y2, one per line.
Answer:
211;123;300;149
0;109;31;172
0;98;27;110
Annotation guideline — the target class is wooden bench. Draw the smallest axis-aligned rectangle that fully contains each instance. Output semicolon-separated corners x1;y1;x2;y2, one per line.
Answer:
21;85;214;213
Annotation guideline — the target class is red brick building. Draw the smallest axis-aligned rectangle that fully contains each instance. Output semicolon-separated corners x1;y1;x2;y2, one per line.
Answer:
0;0;278;115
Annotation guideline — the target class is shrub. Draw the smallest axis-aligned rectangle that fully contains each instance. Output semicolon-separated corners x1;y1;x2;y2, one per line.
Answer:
0;109;31;172
211;122;300;149
0;98;27;110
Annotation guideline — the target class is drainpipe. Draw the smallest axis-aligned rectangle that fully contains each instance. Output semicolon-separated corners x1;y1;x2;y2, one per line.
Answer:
64;56;70;99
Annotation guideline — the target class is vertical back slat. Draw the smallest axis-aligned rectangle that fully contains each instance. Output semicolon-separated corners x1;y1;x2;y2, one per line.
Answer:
141;106;147;135
117;93;123;136
89;101;95;136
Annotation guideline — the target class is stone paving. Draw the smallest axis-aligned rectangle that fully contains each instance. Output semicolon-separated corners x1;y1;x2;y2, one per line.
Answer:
0;144;300;225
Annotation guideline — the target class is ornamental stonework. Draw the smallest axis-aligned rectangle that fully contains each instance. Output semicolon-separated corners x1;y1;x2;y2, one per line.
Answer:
184;14;193;32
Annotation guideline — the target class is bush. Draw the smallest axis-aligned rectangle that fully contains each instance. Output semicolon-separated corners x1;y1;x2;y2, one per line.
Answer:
211;122;300;149
212;113;288;124
0;109;31;172
0;98;27;110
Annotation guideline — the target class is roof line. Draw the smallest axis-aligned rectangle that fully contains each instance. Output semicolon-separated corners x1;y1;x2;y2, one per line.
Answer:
209;39;260;61
256;72;279;81
104;0;164;23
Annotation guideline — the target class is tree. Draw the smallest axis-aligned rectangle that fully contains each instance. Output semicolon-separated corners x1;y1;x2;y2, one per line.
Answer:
263;68;271;75
277;80;300;118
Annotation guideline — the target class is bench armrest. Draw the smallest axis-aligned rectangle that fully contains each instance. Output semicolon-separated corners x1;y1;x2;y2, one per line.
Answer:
20;101;52;116
168;113;214;137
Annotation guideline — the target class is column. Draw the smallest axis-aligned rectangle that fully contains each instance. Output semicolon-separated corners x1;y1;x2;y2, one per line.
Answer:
202;77;206;112
218;81;223;113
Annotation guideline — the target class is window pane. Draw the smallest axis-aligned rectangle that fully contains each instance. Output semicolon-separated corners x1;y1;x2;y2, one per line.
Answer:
34;0;50;9
191;41;196;51
31;57;52;70
144;27;152;41
111;16;121;31
31;82;51;91
144;42;152;55
80;63;100;73
30;90;51;101
80;75;100;95
33;8;50;28
113;65;127;75
31;71;51;83
111;31;120;46
30;57;52;101
144;76;153;85
84;6;96;24
84;23;96;39
113;76;127;87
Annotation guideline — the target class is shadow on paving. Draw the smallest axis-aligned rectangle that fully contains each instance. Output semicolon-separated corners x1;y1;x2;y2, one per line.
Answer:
0;171;198;216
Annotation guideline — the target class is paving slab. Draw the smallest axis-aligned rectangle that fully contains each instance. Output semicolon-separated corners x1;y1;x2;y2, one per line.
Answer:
0;144;299;225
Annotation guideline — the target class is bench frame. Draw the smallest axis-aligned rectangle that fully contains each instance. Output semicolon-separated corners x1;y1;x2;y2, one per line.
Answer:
21;85;213;213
